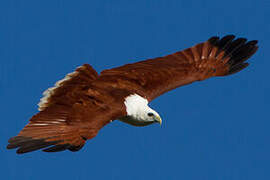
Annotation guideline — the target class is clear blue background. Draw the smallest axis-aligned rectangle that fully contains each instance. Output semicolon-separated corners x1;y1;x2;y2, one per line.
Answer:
1;0;269;179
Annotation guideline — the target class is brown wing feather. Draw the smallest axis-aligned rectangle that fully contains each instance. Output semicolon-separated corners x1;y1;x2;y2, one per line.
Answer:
38;64;98;111
100;35;258;101
7;65;126;154
7;35;258;154
7;105;86;153
7;103;120;154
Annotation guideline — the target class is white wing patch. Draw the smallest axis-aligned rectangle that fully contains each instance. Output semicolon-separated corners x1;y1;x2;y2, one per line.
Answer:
38;67;80;111
28;118;67;127
29;123;50;126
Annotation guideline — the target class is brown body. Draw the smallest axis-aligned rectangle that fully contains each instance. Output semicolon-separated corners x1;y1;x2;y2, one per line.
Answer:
7;35;258;154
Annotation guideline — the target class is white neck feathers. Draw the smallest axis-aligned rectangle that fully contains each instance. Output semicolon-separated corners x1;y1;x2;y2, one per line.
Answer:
120;93;161;126
124;94;149;117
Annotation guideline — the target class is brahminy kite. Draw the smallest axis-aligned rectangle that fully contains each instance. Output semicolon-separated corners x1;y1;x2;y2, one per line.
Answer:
7;35;258;154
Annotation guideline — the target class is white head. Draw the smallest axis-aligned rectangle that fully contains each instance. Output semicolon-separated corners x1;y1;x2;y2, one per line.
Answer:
119;94;162;126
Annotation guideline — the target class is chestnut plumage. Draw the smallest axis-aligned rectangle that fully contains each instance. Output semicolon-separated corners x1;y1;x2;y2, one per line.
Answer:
7;35;258;154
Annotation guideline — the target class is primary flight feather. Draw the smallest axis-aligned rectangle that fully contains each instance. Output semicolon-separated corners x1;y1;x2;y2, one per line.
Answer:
7;35;258;154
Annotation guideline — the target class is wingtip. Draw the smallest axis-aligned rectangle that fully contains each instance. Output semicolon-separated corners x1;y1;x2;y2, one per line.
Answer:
7;135;85;154
7;136;62;154
208;35;258;75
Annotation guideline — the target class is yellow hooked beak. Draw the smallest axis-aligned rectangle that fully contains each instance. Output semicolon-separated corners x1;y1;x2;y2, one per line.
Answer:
155;115;162;126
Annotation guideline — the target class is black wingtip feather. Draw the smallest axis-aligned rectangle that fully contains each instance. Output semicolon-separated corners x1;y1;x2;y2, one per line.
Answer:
228;63;249;75
43;144;70;152
68;144;84;152
42;143;84;153
16;140;57;154
208;35;258;75
7;136;85;154
208;36;220;45
7;136;62;154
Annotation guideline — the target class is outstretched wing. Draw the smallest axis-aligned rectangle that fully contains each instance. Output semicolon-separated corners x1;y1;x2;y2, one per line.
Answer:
7;65;125;154
100;35;258;101
7;103;123;154
38;64;98;111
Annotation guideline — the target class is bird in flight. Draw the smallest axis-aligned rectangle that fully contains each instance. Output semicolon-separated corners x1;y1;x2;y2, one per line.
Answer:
7;35;258;154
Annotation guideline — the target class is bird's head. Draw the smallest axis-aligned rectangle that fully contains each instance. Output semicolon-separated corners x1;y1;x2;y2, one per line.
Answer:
138;107;162;125
120;94;162;126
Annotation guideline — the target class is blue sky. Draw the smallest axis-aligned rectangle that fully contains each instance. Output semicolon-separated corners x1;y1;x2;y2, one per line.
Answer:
1;0;269;179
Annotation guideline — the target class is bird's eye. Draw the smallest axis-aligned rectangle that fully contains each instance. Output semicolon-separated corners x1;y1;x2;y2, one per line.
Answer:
147;112;154;117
